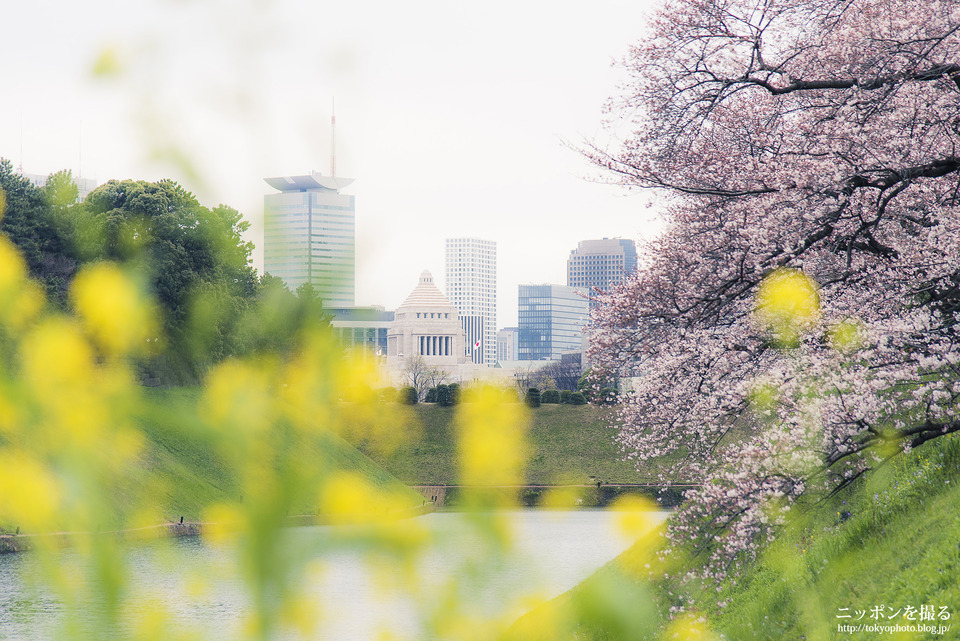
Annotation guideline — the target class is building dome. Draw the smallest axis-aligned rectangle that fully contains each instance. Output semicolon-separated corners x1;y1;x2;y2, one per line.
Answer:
387;270;467;364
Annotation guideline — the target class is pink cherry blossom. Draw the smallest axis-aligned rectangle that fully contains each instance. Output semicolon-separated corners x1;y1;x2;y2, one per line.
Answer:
586;0;960;583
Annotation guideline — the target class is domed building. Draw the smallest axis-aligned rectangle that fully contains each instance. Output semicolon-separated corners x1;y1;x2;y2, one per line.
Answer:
387;270;469;367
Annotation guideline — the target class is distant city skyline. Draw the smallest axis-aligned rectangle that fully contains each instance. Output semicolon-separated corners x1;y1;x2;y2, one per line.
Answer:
2;0;665;330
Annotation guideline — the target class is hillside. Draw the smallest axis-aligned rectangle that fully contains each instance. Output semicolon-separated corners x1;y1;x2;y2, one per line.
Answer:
129;387;426;521
506;433;960;640
349;403;670;486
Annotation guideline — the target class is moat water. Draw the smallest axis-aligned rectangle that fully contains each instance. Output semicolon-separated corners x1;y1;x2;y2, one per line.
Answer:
0;509;668;640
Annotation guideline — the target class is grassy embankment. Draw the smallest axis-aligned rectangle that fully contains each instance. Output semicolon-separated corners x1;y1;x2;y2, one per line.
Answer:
0;387;425;540
508;433;960;640
346;402;692;508
352;403;680;486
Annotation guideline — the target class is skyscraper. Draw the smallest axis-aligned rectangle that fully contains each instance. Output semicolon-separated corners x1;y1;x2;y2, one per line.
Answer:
517;284;589;361
567;238;638;306
445;238;496;365
263;172;356;307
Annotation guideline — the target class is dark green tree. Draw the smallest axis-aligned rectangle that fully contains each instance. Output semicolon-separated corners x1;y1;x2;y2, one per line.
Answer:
541;389;561;404
77;179;259;379
399;386;419;405
598;387;620;406
525;387;541;408
0;161;78;306
446;382;461;406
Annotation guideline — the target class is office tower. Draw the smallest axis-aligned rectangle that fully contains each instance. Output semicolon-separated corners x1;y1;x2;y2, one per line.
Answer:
497;327;519;362
566;238;638;305
517;284;589;361
263;172;356;307
445;238;496;365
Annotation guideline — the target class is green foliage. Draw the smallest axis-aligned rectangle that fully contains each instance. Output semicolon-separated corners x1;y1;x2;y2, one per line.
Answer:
541;389;561;404
399;386;418;405
566;392;587;405
378;387;399;403
525;387;542;408
546;434;960;641
560;389;573;404
436;382;461;406
424;387;438;403
448;382;461;404
0;166;329;383
80;179;258;361
598;387;619;405
0;160;78;305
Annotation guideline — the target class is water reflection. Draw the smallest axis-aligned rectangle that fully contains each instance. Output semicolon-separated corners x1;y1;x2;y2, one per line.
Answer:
0;510;667;640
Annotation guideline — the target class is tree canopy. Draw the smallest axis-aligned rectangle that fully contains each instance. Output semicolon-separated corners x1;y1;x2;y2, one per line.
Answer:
588;0;960;579
0;167;330;382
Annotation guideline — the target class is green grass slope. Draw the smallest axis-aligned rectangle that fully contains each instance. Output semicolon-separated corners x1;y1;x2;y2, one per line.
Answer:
353;403;674;486
508;434;960;640
124;387;424;523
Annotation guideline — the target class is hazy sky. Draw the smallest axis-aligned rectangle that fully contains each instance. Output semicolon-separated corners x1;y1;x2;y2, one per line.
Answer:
2;0;664;329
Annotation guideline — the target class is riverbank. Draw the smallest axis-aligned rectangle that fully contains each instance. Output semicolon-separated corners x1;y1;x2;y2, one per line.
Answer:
0;502;437;554
507;432;960;640
352;404;689;486
411;484;692;509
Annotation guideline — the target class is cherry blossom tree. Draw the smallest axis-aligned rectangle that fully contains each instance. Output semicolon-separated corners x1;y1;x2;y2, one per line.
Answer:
587;0;960;581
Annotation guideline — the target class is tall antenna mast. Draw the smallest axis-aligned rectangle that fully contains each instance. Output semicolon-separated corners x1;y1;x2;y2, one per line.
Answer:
330;97;336;177
18;113;23;174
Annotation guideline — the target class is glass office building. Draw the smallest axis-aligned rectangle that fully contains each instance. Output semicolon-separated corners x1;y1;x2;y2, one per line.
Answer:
263;172;356;307
567;238;637;307
518;285;589;361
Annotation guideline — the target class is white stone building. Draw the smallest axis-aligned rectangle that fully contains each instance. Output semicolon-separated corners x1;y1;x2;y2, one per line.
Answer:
387;270;468;368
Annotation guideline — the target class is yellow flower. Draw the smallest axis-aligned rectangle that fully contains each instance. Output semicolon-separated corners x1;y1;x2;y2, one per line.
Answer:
458;386;529;489
202;359;278;438
663;613;719;640
610;494;661;541
70;263;158;356
0;451;61;532
0;235;27;299
755;268;820;345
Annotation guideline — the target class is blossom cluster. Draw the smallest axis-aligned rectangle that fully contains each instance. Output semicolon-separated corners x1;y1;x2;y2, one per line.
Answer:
587;0;960;582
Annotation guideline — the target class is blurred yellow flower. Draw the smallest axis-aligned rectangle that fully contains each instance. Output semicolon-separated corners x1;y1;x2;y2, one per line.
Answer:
754;268;819;344
21;317;95;388
0;235;27;300
321;471;404;523
829;318;863;353
202;359;278;438
663;612;719;640
458;386;529;489
610;494;660;541
0;451;61;532
201;502;245;545
71;263;158;356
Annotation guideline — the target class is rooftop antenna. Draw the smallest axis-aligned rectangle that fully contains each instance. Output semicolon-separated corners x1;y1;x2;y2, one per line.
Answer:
330;97;336;178
18;113;23;174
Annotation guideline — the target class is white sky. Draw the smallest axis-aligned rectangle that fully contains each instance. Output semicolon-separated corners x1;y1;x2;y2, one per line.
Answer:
1;0;664;329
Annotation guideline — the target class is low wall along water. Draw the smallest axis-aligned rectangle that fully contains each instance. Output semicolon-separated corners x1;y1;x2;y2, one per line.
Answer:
410;484;692;509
